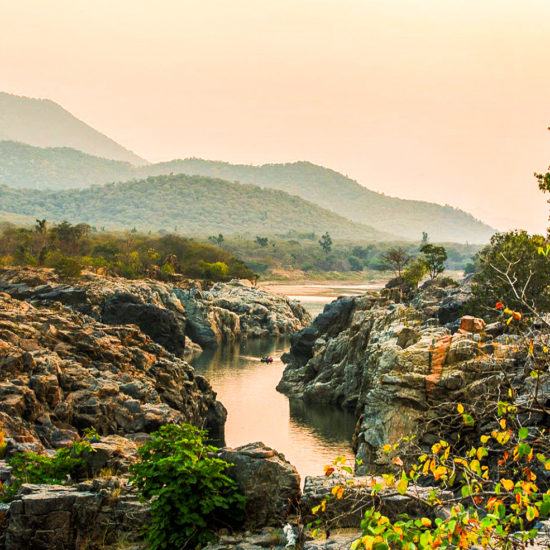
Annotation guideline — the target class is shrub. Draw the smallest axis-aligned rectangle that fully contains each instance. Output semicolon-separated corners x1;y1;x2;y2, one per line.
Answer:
129;424;245;550
0;435;95;502
403;258;428;287
198;260;229;281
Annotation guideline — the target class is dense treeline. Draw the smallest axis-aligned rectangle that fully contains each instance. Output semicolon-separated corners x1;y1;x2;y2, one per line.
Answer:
0;221;255;282
216;234;479;278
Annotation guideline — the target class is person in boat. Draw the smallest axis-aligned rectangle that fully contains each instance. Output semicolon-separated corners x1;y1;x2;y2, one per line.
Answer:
261;356;274;363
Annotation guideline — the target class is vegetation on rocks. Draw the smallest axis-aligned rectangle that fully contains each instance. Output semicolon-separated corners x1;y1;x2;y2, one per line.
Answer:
129;424;245;550
468;230;550;320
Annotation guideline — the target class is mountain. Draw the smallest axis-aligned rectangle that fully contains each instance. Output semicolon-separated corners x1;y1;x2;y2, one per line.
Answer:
0;141;136;189
0;139;494;242
0;174;397;241
146;159;495;244
0;93;147;165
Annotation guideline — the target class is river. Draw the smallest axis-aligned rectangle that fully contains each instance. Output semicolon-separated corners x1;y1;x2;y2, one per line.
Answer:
191;281;383;479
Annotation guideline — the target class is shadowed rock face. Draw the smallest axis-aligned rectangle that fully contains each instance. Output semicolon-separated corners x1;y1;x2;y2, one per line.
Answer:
0;268;311;354
217;442;301;528
0;292;226;452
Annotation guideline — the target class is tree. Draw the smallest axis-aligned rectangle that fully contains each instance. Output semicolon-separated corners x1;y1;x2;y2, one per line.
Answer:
420;243;447;279
318;232;332;254
403;258;428;286
535;126;550;214
380;247;413;278
208;233;224;246
255;236;269;247
348;256;363;271
421;231;429;247
469;230;550;318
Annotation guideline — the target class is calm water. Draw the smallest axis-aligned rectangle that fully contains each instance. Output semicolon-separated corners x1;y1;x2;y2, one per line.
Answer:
191;294;359;479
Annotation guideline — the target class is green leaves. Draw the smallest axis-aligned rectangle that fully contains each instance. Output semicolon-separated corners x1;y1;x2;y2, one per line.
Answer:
129;423;245;550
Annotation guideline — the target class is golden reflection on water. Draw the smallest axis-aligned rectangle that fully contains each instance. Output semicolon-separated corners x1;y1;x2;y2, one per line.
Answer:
191;336;356;480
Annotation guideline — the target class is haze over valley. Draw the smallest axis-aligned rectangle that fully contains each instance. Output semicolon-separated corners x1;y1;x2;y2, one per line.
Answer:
0;93;494;243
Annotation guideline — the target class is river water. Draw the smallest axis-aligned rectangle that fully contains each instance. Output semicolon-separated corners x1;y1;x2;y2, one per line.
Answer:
191;281;382;479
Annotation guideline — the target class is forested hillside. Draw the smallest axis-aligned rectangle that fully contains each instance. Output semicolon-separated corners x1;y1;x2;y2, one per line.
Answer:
0;141;135;189
0;93;146;165
0;139;494;243
0;174;395;241
148;159;495;243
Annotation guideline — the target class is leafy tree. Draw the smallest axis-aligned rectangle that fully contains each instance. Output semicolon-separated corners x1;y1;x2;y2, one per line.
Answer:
403;258;428;286
420;243;447;279
348;256;363;271
129;424;245;550
318;232;333;254
208;233;225;246
255;236;269;247
380;247;413;278
469;231;550;318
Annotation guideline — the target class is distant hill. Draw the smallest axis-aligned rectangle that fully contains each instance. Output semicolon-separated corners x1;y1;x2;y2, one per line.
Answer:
147;159;495;244
0;139;494;243
0;93;147;165
0;141;136;189
0;174;396;241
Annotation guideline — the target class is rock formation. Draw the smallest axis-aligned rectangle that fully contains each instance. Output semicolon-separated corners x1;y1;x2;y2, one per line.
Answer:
0;291;226;451
278;278;540;475
0;267;310;355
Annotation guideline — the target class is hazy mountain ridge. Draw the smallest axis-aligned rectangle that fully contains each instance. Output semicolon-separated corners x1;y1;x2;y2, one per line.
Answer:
152;159;495;243
0;93;147;165
0;174;397;241
0;140;494;243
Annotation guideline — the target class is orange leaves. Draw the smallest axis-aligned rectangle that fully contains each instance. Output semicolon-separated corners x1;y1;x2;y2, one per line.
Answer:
500;478;514;492
324;465;335;476
331;485;344;500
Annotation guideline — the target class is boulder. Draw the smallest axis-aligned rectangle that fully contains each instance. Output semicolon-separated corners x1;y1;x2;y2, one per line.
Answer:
102;292;187;356
2;480;149;550
0;268;310;352
218;442;300;528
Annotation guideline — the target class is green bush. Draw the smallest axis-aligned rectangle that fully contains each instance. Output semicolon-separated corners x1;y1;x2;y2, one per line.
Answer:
0;435;95;502
403;258;428;286
129;424;245;550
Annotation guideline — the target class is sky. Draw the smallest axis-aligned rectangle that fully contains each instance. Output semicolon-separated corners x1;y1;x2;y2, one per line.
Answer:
1;0;550;233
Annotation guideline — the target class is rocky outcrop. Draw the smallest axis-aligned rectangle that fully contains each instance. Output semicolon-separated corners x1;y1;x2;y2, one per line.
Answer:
218;442;301;528
278;279;534;474
0;292;226;452
0;268;310;353
2;480;148;550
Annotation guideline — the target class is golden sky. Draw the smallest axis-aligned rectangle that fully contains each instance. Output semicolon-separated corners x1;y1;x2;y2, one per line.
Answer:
2;0;550;233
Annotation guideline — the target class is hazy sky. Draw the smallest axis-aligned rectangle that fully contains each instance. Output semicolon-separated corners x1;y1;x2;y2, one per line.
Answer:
2;0;550;233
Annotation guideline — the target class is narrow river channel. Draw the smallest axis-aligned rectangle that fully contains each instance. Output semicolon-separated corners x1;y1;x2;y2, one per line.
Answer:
192;281;382;479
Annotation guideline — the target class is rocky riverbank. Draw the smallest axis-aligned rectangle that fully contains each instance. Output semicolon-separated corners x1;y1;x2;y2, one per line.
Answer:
278;277;548;475
0;267;310;356
0;268;312;548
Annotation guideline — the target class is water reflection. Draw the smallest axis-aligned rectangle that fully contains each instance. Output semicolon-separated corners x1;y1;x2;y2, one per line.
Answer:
191;337;356;479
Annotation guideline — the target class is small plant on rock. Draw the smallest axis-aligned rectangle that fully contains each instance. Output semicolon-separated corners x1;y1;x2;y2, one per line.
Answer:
129;423;245;550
